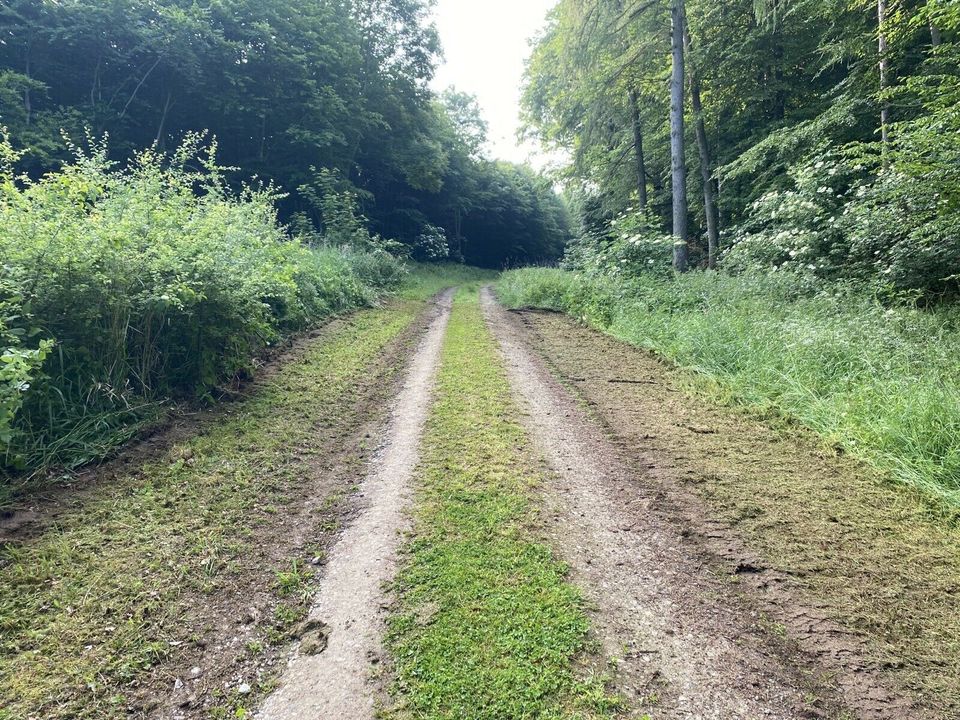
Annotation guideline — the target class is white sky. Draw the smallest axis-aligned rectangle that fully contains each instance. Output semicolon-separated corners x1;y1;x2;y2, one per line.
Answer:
430;0;559;167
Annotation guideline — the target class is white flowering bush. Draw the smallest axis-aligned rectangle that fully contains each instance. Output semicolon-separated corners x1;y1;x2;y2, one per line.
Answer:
563;209;673;279
725;96;960;298
842;105;960;297
413;224;451;261
723;154;855;277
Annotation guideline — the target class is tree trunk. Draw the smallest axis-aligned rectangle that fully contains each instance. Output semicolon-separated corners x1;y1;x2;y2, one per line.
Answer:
670;0;689;272
23;38;32;127
930;6;942;48
155;90;173;148
684;29;720;269
627;89;648;211
259;113;268;161
878;0;891;150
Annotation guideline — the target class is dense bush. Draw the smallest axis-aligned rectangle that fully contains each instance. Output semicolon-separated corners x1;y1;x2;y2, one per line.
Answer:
723;134;960;298
499;268;960;509
412;224;451;262
0;133;404;473
562;209;674;280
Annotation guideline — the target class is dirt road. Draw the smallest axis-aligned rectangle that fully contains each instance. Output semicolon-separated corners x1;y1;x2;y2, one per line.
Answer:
258;290;453;720
481;288;936;719
8;283;948;720
255;286;936;718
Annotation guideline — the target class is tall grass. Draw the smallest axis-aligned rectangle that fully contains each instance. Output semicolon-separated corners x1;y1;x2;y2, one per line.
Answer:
499;268;960;509
0;134;404;475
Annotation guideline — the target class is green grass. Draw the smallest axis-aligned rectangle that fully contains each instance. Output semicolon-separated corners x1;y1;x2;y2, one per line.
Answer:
385;289;620;720
498;268;960;512
398;262;499;299
0;296;426;720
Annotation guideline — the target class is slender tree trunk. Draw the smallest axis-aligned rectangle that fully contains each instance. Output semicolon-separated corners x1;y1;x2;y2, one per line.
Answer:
878;0;891;150
453;206;464;261
670;0;689;272
91;56;102;109
259;113;268;161
930;11;942;47
684;29;720;269
23;38;32;127
120;56;162;120
627;89;648;210
154;91;173;147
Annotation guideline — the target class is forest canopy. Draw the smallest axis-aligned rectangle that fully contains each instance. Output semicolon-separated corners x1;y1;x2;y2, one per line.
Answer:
523;0;960;297
0;0;569;268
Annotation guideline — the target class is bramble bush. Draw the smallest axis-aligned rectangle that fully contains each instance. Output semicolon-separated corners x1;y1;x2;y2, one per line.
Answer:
0;132;404;474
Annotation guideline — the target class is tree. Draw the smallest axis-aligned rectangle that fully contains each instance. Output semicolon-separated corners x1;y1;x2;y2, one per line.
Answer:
0;0;570;267
670;0;690;272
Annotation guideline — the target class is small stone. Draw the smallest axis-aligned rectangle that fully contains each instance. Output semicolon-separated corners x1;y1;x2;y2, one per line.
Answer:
189;666;202;678
237;683;252;695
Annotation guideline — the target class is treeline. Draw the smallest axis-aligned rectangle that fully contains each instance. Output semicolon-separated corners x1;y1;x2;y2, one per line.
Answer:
524;0;960;297
0;0;569;268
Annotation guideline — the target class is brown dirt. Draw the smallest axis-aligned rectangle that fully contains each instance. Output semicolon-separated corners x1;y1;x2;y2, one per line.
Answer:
483;289;959;719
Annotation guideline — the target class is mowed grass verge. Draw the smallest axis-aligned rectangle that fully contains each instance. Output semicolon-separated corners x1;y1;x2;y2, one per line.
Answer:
0;297;426;720
385;288;620;720
498;268;960;513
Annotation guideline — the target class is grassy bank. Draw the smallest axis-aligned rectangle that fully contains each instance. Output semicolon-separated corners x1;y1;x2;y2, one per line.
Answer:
385;289;619;719
0;288;434;720
498;268;960;511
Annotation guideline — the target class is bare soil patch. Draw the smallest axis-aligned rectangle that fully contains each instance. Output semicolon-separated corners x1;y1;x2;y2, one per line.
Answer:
484;291;957;719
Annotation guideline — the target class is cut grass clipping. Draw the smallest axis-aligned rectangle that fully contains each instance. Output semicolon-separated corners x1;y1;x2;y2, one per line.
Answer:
385;289;620;719
0;299;423;720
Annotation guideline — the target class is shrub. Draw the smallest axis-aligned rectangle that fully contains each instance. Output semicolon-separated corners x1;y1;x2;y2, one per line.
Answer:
412;224;451;261
562;209;675;280
0;134;404;474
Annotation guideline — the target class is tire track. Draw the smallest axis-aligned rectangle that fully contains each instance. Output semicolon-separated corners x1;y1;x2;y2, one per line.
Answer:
480;286;843;720
257;289;454;720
